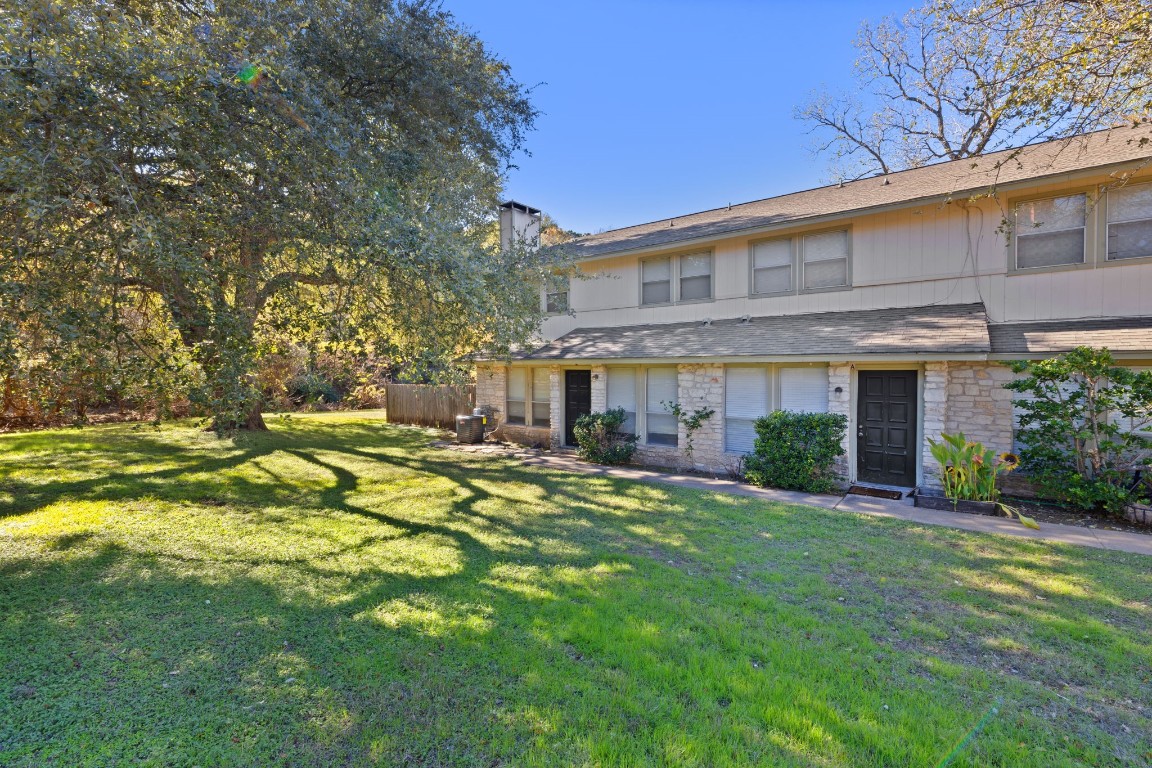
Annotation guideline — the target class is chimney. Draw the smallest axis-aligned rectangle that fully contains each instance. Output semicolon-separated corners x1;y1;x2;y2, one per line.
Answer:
498;200;542;251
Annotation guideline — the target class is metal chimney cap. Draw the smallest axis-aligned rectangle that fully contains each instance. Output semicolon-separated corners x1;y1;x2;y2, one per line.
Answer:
499;200;542;215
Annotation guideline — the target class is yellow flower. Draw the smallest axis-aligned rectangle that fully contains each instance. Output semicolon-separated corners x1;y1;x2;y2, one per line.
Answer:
998;452;1021;470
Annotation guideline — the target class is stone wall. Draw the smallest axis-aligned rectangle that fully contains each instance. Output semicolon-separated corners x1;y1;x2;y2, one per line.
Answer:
828;364;852;478
498;424;551;448
944;363;1015;454
475;364;507;426
675;363;725;471
548;365;562;449
921;362;949;486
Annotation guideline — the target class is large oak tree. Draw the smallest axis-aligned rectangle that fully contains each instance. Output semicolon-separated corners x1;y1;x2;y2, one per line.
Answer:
1;0;555;429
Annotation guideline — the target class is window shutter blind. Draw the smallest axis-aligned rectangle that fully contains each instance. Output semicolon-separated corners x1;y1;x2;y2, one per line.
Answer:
642;258;672;304
531;368;551;426
725;367;769;453
802;231;848;289
753;239;792;294
646;367;679;445
679;253;712;300
607;367;638;434
1107;183;1152;261
1015;194;1086;268
779;367;828;413
506;369;527;424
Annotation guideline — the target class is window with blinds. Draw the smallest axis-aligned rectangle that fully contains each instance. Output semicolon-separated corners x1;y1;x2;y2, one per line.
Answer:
645;367;679;446
725;367;769;453
607;367;638;435
641;257;672;305
679;253;712;301
1015;194;1087;269
802;231;849;289
1107;183;1152;261
506;369;527;425
531;368;551;427
779;367;829;413
752;239;792;295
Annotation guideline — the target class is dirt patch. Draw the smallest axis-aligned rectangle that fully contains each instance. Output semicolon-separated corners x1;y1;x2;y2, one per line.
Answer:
1002;497;1152;535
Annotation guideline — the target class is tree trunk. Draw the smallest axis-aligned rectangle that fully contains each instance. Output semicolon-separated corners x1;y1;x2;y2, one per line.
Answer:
244;399;267;431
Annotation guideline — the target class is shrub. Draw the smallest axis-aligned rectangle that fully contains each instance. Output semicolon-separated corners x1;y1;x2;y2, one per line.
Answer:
743;411;847;493
1006;347;1152;515
573;408;639;465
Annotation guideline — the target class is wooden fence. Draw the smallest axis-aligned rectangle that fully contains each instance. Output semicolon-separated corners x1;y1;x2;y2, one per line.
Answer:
384;383;475;428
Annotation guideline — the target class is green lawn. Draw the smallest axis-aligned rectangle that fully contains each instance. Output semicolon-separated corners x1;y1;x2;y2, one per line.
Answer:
1;413;1149;767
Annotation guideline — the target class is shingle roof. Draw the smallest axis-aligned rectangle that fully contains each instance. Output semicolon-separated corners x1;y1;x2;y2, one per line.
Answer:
566;126;1152;260
518;303;991;361
988;316;1152;355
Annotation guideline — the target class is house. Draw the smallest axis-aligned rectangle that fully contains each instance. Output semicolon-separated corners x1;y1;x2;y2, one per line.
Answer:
476;126;1152;489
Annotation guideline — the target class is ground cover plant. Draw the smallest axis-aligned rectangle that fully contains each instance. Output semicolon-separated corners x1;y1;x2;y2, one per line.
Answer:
1;413;1150;767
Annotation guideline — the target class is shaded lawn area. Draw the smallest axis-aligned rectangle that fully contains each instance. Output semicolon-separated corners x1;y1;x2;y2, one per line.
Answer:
1;413;1150;767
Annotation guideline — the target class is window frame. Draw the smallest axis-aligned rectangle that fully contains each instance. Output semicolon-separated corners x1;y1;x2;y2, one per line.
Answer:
799;227;852;294
639;250;714;307
1007;188;1097;275
748;236;795;296
1103;181;1152;266
506;367;552;428
642;366;680;447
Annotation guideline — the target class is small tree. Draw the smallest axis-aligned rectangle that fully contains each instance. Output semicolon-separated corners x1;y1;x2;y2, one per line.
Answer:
1006;347;1152;514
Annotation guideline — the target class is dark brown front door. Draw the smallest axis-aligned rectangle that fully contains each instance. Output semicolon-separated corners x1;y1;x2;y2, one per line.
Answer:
857;370;918;487
564;370;592;446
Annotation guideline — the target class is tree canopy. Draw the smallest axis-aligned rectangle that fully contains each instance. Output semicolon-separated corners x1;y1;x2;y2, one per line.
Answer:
1;0;558;429
797;0;1152;179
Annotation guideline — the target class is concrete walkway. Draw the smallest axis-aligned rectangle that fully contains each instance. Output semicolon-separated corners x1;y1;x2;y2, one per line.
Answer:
520;453;1152;557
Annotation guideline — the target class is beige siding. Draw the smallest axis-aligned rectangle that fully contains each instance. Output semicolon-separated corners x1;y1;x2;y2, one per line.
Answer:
541;167;1152;342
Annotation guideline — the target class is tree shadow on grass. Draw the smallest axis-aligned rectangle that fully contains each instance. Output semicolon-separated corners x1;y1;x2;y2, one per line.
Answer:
2;418;1151;766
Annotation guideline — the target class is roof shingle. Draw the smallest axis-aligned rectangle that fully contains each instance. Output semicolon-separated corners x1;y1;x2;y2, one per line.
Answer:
989;317;1152;355
566;126;1152;260
519;303;991;361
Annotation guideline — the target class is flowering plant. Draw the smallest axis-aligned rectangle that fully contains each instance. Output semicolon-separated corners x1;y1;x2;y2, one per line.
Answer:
928;432;1037;528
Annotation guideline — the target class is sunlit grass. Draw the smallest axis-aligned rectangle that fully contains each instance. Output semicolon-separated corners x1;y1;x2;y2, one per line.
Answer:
1;413;1150;767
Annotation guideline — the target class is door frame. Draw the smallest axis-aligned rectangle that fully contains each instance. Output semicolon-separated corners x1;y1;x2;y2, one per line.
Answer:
848;364;924;487
562;367;594;447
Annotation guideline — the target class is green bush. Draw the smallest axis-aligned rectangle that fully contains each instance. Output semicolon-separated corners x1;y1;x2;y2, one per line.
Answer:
1006;347;1152;515
573;408;639;465
743;411;847;493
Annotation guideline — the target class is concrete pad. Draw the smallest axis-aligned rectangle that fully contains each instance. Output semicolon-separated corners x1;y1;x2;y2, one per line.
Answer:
521;453;1152;557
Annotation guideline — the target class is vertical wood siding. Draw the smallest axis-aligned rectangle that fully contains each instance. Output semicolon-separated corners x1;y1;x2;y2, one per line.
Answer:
384;384;475;428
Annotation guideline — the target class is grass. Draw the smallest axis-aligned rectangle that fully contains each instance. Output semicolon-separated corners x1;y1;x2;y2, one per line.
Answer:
1;411;1149;767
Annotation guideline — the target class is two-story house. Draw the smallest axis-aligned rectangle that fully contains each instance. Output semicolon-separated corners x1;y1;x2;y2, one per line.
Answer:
475;126;1152;489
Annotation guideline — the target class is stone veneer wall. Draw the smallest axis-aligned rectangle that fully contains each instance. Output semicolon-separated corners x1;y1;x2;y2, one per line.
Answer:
920;361;1015;488
828;364;852;479
475;364;507;427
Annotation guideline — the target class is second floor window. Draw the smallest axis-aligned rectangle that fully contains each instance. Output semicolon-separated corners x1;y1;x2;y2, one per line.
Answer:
1107;182;1152;261
641;252;712;305
641;257;672;304
802;230;849;289
679;253;712;301
752;238;793;294
1015;193;1086;269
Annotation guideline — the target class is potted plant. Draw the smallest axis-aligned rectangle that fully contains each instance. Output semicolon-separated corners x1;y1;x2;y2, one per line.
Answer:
917;432;1038;528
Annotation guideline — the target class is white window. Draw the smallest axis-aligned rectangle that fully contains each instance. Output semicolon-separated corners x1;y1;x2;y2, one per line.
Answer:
645;367;679;446
506;369;527;425
725;367;769;453
679;253;712;301
752;239;792;294
531;368;551;427
607;367;638;435
802;230;849;289
1015;194;1087;269
1107;183;1152;261
641;257;672;305
780;367;829;413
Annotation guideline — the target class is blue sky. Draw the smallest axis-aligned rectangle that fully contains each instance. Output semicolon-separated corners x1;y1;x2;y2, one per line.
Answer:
447;0;915;234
